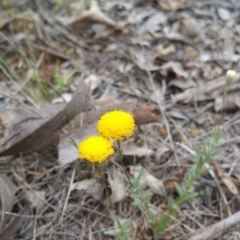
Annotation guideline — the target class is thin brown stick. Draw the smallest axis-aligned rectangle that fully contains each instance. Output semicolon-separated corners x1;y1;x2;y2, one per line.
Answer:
189;211;240;240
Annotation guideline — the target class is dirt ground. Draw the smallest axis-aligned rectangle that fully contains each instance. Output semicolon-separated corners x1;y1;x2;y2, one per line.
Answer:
1;0;240;239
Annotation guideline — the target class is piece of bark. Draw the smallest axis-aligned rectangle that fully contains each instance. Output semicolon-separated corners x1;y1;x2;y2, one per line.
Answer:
0;81;91;156
72;101;159;127
0;100;158;157
188;211;240;240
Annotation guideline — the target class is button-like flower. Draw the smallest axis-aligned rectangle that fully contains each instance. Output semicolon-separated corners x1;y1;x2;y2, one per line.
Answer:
78;136;114;163
97;110;135;141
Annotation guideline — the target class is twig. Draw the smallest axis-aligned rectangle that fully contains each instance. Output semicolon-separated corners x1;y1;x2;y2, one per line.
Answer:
189;211;240;240
60;167;75;220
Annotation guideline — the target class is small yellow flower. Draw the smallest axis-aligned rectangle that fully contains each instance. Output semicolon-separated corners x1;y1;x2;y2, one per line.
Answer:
97;110;135;141
78;136;114;163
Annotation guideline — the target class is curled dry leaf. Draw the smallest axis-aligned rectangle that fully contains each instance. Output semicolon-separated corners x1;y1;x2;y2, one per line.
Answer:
129;50;160;71
160;61;189;79
26;190;46;210
155;145;170;163
214;94;240;112
212;160;238;195
0;174;17;232
129;165;166;196
155;44;176;57
169;78;195;90
71;178;104;201
139;12;167;39
107;168;127;203
68;0;115;33
163;168;187;190
171;88;195;104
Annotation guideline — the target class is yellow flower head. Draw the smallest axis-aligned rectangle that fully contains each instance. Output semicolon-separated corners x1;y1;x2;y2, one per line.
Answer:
97;110;135;141
78;136;114;163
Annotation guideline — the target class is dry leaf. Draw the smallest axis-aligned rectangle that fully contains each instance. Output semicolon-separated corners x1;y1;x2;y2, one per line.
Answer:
68;0;115;33
26;190;46;210
214;94;240;112
160;61;189;79
163;169;186;190
155;146;170;163
171;88;195;104
0;175;17;232
84;74;102;92
129;165;166;196
130;50;160;71
233;173;240;181
139;12;167;38
169;78;195;89
122;146;154;156
212;160;238;195
157;0;185;11
70;178;98;191
71;178;104;201
107;168;127;203
180;17;200;38
155;44;176;57
217;8;231;21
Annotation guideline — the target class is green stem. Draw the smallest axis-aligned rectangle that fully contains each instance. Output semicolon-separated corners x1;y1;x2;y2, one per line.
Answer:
117;142;155;227
117;141;134;188
95;163;128;240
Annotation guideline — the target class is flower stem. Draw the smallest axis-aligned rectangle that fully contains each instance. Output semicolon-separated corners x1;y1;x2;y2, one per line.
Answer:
117;141;134;187
95;163;128;240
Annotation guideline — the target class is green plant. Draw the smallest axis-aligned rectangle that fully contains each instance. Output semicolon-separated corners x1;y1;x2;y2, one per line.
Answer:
153;128;222;234
122;129;222;236
54;61;77;91
104;217;131;240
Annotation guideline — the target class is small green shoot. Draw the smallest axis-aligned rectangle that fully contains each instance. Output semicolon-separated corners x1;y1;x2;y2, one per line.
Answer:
104;217;131;240
54;61;77;91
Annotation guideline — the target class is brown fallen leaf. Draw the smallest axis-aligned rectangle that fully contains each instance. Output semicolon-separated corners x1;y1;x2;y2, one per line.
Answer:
171;88;195;104
156;0;185;11
68;0;115;33
107;168;127;203
212;159;238;195
70;178;104;201
0;81;91;156
129;50;160;71
160;61;189;79
233;173;240;181
214;93;240;112
0;175;17;233
163;168;186;190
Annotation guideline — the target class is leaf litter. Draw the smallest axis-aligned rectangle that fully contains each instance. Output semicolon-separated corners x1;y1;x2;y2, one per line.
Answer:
1;0;240;239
